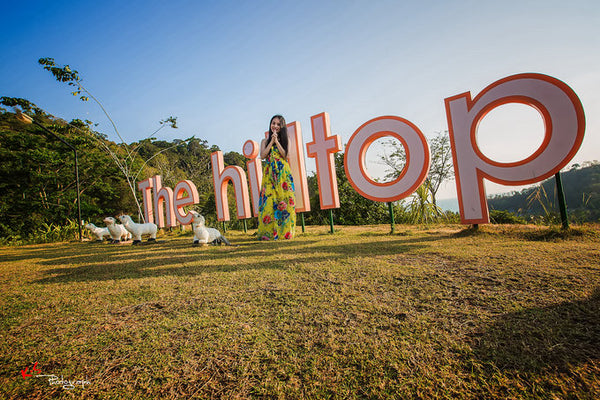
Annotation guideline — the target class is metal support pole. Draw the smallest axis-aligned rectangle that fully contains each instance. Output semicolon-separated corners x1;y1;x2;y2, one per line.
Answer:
329;209;334;234
388;202;395;234
555;172;569;229
73;150;82;241
301;213;305;233
222;221;227;233
243;219;247;233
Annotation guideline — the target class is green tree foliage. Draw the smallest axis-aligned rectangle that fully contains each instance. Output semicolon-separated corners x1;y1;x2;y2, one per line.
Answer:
425;132;454;207
379;131;454;207
38;57;183;220
489;210;526;224
0;97;45;115
0;109;130;241
0;104;246;242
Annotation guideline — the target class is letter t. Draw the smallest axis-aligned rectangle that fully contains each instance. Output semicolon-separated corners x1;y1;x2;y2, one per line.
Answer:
306;112;342;209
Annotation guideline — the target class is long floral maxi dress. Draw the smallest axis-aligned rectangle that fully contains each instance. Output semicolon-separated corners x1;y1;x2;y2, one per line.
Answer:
257;147;296;240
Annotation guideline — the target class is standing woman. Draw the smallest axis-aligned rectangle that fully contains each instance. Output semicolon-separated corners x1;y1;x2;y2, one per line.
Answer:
257;115;296;240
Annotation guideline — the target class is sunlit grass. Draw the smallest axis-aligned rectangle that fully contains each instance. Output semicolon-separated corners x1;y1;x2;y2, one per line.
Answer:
1;224;599;399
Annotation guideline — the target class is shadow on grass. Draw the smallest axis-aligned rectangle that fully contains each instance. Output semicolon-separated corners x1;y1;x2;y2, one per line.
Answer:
0;241;123;262
470;287;600;373
31;233;443;284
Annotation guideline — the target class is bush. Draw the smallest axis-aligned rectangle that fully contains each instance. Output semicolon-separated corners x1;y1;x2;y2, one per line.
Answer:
0;218;80;245
490;210;526;224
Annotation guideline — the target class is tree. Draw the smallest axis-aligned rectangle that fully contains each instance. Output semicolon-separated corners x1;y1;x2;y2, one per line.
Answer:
425;131;454;207
38;57;187;221
0;109;129;240
379;131;454;207
1;94;246;242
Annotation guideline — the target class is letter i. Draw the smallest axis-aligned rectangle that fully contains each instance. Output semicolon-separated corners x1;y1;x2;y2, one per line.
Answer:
243;140;263;216
286;121;311;212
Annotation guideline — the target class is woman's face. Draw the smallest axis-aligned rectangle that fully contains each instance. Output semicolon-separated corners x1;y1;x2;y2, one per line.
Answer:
270;118;282;134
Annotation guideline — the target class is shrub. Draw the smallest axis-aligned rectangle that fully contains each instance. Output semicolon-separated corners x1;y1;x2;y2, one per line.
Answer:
490;210;526;224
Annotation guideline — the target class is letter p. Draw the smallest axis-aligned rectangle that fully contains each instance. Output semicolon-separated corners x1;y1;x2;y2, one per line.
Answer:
445;73;585;224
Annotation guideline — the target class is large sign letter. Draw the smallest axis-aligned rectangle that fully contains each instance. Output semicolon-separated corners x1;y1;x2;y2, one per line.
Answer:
211;151;252;221
243;140;263;217
345;116;430;202
138;177;154;224
306;112;342;209
445;73;585;224
286;121;311;212
173;180;199;225
153;175;176;228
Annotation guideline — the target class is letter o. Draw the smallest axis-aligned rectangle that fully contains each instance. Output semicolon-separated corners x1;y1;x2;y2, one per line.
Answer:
344;116;430;202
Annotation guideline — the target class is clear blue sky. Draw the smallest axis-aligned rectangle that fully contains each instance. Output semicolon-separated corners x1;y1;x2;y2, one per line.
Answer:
2;0;598;200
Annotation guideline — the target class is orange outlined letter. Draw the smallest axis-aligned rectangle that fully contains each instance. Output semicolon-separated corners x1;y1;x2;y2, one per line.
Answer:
211;151;252;221
306;112;342;209
138;177;154;224
445;73;585;224
243;140;263;217
152;175;176;228
345;116;430;202
286;121;310;212
173;180;200;225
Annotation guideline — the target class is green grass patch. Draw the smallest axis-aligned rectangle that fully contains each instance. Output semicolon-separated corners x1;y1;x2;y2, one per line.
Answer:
1;224;599;399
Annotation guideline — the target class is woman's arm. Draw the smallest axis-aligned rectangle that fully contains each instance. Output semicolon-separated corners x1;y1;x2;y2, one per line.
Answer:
260;137;272;159
261;134;287;159
273;136;287;159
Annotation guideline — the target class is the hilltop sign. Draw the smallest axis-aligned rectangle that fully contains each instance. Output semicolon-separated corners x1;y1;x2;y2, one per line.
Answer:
137;73;585;226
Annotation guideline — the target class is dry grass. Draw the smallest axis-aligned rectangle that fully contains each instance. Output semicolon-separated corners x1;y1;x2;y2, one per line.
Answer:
1;224;599;399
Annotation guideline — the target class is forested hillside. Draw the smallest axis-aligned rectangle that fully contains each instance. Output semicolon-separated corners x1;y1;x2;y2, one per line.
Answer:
0;107;243;241
488;162;600;222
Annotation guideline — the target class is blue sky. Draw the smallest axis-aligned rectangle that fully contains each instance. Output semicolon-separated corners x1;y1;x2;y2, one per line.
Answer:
2;0;598;200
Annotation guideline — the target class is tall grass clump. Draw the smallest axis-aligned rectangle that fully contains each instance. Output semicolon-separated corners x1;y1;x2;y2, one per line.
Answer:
0;218;80;245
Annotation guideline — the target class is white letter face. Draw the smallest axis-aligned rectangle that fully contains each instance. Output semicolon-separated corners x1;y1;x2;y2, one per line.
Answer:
445;73;586;224
243;140;263;217
345;116;430;202
286;121;310;213
152;175;176;228
306;112;342;209
211;151;252;221
173;180;200;225
138;177;154;224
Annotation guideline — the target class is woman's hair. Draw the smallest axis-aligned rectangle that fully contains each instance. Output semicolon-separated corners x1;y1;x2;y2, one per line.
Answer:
268;115;288;155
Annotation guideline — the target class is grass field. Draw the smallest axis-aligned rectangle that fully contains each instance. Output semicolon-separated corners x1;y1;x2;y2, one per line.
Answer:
1;224;599;399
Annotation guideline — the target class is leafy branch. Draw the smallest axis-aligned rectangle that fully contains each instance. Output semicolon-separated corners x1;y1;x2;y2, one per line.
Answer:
37;58;185;221
378;131;454;207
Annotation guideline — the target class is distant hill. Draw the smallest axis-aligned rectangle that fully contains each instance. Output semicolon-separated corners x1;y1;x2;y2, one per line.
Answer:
487;162;600;222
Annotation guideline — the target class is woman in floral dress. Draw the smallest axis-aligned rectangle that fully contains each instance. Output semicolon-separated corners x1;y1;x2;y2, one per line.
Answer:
257;115;296;240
